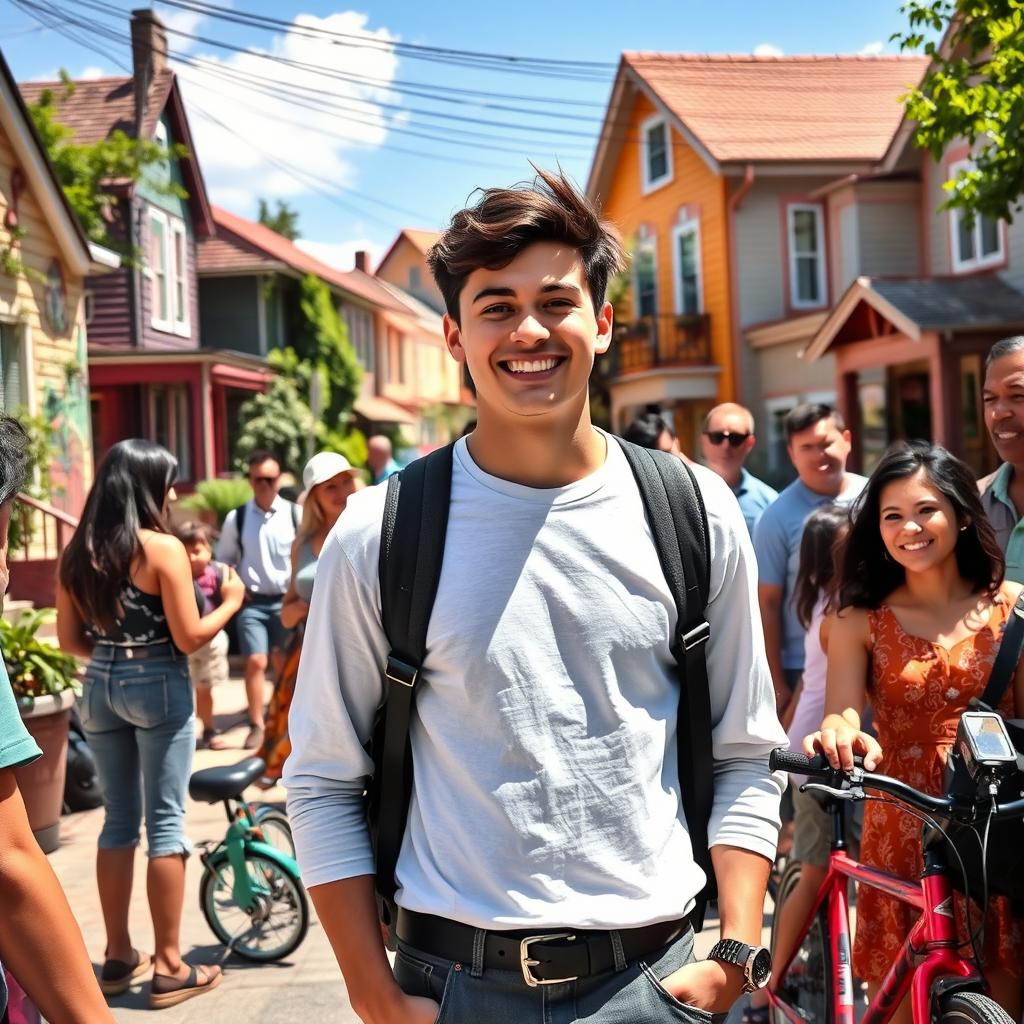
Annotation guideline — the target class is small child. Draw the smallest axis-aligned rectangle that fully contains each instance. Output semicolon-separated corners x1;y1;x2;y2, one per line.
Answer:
175;521;231;749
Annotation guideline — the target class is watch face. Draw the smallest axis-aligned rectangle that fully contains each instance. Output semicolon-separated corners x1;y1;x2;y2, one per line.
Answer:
750;948;773;988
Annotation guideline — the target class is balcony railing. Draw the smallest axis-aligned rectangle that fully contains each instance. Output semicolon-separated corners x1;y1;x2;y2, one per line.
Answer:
599;312;711;378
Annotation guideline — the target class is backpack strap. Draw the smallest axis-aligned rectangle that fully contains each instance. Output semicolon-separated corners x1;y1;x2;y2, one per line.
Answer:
375;443;455;907
978;590;1024;711
234;503;247;562
614;438;714;931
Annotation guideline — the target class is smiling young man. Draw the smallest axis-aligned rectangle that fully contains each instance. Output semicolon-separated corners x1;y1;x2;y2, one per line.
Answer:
284;171;785;1024
753;404;866;723
980;336;1024;582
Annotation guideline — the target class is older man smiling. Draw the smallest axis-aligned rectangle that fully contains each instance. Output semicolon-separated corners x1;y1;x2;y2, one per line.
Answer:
980;335;1024;582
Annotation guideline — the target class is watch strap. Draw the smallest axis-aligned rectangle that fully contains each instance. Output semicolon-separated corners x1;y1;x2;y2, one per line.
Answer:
708;939;756;992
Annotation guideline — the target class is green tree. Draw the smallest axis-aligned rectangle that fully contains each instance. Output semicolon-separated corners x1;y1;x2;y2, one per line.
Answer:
258;198;301;241
895;1;1024;222
232;375;314;474
26;72;188;251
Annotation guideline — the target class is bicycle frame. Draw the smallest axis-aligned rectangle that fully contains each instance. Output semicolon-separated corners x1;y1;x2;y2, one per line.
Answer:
768;801;985;1024
197;798;301;913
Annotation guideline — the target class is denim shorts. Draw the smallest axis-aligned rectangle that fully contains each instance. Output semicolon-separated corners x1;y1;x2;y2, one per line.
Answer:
393;924;730;1024
236;597;290;657
79;642;194;858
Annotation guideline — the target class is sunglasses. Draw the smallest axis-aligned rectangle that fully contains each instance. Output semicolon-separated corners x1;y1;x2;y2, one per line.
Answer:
704;430;750;448
252;475;280;485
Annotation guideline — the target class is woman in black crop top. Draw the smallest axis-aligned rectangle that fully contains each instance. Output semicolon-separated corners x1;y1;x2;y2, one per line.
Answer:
56;440;243;1008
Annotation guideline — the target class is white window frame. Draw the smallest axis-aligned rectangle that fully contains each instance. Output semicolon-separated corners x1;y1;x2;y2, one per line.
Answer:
632;235;658;320
640;113;673;194
170;219;190;337
146;208;190;336
671;218;703;315
948;159;1005;273
154;119;168;148
0;318;31;413
147;383;192;480
786;203;827;310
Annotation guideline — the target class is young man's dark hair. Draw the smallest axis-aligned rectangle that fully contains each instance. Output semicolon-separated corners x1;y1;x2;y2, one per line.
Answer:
623;411;674;450
427;168;626;323
246;450;279;471
0;417;29;507
784;403;845;441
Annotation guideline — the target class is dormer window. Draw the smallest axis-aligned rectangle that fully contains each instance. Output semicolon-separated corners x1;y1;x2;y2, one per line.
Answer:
949;160;1004;273
641;114;672;193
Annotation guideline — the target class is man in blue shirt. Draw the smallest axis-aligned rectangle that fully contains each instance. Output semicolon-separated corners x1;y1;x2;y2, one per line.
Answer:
700;403;777;536
753;403;866;723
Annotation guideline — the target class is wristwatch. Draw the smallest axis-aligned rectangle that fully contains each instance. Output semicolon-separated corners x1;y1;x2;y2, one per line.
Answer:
708;939;772;992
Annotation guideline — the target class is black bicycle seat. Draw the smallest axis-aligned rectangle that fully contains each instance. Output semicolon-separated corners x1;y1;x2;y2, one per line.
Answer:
189;757;267;803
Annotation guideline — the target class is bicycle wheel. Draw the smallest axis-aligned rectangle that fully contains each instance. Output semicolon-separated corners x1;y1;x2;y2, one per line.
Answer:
253;805;296;860
200;852;309;962
771;861;831;1024
939;992;1015;1024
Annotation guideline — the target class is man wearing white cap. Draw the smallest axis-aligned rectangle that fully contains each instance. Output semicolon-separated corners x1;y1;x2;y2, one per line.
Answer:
259;451;361;783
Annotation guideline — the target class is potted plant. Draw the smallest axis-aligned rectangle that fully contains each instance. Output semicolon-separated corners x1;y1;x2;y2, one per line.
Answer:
2;607;80;852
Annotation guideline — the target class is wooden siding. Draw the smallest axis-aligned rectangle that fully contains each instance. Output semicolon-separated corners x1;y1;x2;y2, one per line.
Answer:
600;92;734;399
85;267;132;347
376;236;444;313
0;128;93;527
858;198;921;277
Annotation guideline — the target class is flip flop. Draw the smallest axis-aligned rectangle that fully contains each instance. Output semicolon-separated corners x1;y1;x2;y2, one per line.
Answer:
99;949;151;995
149;964;222;1009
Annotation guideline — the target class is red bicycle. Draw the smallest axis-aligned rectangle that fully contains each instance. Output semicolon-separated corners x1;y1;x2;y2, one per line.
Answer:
767;716;1024;1024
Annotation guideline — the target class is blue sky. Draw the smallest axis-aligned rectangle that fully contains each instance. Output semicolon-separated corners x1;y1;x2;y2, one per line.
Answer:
2;0;921;270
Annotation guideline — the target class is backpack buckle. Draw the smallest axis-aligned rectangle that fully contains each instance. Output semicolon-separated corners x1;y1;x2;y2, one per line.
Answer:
680;620;711;651
385;655;418;688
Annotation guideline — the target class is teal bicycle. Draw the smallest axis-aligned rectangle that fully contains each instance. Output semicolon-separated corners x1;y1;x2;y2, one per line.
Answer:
188;756;309;962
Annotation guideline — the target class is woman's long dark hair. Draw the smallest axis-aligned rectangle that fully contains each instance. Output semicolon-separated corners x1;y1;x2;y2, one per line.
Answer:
837;441;1004;610
60;439;178;628
795;505;850;629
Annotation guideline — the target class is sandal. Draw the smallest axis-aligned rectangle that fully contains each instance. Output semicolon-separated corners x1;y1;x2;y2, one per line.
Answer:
149;964;222;1009
100;949;151;995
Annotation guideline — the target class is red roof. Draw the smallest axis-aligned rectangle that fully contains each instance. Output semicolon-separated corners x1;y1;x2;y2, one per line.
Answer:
622;53;929;163
19;72;172;145
203;207;408;312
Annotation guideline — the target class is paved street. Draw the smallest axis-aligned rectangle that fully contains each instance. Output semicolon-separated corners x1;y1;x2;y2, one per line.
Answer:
48;673;767;1022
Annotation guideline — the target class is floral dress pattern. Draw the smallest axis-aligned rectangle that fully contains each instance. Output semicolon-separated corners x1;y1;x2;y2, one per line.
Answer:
854;598;1024;982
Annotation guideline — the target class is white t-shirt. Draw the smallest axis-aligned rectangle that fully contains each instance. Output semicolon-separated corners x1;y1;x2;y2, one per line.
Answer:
284;433;786;930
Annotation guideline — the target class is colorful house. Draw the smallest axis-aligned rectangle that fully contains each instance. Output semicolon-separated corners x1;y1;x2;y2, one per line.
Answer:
587;53;930;477
0;47;118;602
19;11;271;487
375;229;444;314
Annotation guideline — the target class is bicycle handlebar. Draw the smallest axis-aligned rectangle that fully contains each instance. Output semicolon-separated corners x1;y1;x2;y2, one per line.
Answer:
769;748;1024;821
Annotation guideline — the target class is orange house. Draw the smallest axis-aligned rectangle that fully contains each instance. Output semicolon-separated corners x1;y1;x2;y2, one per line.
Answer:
588;53;927;468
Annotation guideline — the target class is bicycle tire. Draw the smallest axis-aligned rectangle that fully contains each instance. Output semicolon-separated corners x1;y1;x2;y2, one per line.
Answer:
253;805;296;859
771;861;832;1024
939;992;1015;1024
200;852;309;962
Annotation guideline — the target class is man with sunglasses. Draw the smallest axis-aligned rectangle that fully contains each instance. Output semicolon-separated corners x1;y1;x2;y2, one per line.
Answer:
700;403;777;536
216;450;299;749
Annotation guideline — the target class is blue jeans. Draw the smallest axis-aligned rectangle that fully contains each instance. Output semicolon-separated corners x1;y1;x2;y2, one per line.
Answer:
394;926;730;1024
79;643;194;858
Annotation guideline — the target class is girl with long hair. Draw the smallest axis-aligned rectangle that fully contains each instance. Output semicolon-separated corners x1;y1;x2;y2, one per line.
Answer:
56;439;244;1009
806;441;1024;1022
259;452;361;783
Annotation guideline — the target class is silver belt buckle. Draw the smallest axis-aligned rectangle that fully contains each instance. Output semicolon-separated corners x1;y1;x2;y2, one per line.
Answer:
519;933;578;987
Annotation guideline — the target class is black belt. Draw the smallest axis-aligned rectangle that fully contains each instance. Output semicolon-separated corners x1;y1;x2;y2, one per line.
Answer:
395;909;690;987
247;591;285;604
91;640;176;661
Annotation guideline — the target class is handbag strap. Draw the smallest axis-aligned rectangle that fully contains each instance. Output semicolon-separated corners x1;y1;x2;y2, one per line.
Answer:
978;590;1024;711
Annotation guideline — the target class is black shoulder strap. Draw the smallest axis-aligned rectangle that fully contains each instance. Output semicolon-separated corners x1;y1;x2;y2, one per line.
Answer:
234;503;247;561
374;443;454;904
979;590;1024;710
614;438;714;930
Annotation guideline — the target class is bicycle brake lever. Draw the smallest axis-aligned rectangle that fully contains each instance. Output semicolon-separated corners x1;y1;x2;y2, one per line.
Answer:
802;782;864;801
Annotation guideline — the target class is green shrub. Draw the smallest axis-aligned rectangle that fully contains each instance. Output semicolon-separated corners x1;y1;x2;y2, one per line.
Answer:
178;477;253;528
0;608;80;703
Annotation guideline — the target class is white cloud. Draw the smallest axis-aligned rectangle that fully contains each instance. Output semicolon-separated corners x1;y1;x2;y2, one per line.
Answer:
296;237;384;273
859;40;886;56
79;65;108;80
753;43;784;57
173;11;400;214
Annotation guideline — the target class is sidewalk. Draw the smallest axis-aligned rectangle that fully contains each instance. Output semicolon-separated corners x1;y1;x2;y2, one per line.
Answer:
49;672;767;1021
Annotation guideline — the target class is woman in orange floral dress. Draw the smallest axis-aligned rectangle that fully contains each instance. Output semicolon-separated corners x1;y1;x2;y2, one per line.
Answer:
806;441;1024;1024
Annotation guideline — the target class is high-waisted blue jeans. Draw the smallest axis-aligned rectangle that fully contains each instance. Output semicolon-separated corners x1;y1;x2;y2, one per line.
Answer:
80;642;194;858
393;925;731;1024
